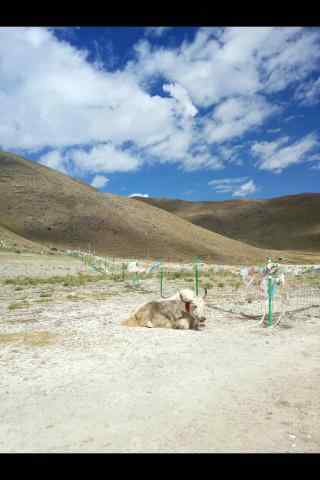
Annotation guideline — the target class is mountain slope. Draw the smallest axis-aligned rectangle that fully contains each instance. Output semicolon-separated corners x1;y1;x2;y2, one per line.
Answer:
2;151;319;264
0;150;291;265
137;195;320;253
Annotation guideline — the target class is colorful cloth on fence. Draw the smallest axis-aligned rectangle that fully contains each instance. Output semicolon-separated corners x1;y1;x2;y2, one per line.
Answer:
146;261;161;274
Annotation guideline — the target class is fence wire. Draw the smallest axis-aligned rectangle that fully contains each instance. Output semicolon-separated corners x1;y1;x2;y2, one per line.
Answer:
65;250;320;323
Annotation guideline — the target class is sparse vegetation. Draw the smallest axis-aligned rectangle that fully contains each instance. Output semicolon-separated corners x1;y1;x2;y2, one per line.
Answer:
66;294;86;301
40;291;52;297
139;194;320;255
3;273;108;288
0;331;59;347
8;301;29;310
6;151;318;265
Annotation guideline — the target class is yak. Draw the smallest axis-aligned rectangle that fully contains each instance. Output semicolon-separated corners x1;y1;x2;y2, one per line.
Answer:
122;288;208;330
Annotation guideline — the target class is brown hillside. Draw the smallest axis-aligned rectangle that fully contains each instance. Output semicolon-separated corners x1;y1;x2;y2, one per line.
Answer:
0;150;302;265
137;194;320;253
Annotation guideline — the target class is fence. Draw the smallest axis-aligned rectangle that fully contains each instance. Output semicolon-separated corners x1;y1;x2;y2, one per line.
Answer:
65;250;320;327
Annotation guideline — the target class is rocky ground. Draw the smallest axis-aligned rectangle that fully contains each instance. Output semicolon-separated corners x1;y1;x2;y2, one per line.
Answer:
0;253;319;453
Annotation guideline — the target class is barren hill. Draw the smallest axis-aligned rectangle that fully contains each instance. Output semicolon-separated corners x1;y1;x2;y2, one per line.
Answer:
137;194;320;253
1;151;318;264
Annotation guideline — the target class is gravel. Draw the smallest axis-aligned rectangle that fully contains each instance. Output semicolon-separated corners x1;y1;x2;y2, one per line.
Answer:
0;254;320;452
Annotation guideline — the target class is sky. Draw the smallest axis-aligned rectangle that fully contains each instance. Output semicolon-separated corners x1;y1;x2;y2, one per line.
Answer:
0;26;320;201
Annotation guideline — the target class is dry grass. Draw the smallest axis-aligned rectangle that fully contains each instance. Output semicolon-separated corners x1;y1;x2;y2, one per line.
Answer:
138;195;320;258
0;331;59;347
0;150;288;265
3;273;108;288
8;302;30;310
66;294;86;301
5;318;38;324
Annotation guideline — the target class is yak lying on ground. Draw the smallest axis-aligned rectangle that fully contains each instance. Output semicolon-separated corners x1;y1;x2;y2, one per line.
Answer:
122;288;208;330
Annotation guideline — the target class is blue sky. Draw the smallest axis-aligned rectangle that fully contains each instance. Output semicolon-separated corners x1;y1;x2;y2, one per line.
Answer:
1;26;320;200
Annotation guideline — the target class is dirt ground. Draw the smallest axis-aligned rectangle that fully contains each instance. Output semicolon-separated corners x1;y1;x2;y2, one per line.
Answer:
0;253;320;453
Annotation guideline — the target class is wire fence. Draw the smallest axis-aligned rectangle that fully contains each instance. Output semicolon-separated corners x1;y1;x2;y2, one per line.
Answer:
64;250;320;326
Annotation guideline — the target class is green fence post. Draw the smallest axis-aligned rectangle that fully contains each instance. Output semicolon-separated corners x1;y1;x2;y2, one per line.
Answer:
122;263;126;282
133;271;139;287
268;275;273;327
196;263;199;296
160;266;164;297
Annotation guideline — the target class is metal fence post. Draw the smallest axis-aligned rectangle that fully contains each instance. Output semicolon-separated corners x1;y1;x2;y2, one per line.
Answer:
195;262;199;296
160;266;164;297
268;275;273;326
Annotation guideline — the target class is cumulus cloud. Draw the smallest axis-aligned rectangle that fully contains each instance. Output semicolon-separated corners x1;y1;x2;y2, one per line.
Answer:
268;128;281;133
91;175;109;189
69;143;141;174
131;27;320;108
204;95;279;144
129;193;149;198
0;27;177;153
145;129;194;163
145;27;171;37
209;176;248;191
294;77;320;106
251;133;319;173
232;180;257;197
183;152;224;171
38;150;69;174
163;83;198;118
209;177;257;197
1;26;320;178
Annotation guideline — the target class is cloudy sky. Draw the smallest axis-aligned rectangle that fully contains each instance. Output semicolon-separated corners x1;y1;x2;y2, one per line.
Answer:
1;26;320;200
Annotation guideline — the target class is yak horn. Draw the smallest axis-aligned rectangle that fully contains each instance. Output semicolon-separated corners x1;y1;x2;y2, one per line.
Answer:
202;288;208;299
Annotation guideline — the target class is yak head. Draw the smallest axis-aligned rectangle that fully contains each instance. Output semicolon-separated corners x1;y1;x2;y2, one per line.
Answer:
179;288;208;329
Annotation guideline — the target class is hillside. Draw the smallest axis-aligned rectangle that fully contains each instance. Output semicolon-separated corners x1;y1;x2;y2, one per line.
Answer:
1;151;319;264
137;194;320;254
0;151;279;265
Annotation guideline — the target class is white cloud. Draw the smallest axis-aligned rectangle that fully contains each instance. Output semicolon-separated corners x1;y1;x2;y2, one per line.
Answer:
38;150;68;174
209;177;257;197
251;136;290;159
251;133;319;173
307;154;320;163
69;143;141;174
294;77;320;106
262;29;320;93
1;26;320;178
91;174;109;189
183;152;224;171
232;179;257;197
145;27;171;37
131;27;320;109
203;95;279;144
209;176;248;191
163;82;198;118
129;193;149;198
145;129;194;162
0;27;177;153
268;128;281;134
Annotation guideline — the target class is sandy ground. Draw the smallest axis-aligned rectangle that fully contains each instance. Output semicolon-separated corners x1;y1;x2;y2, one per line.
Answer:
0;254;320;453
